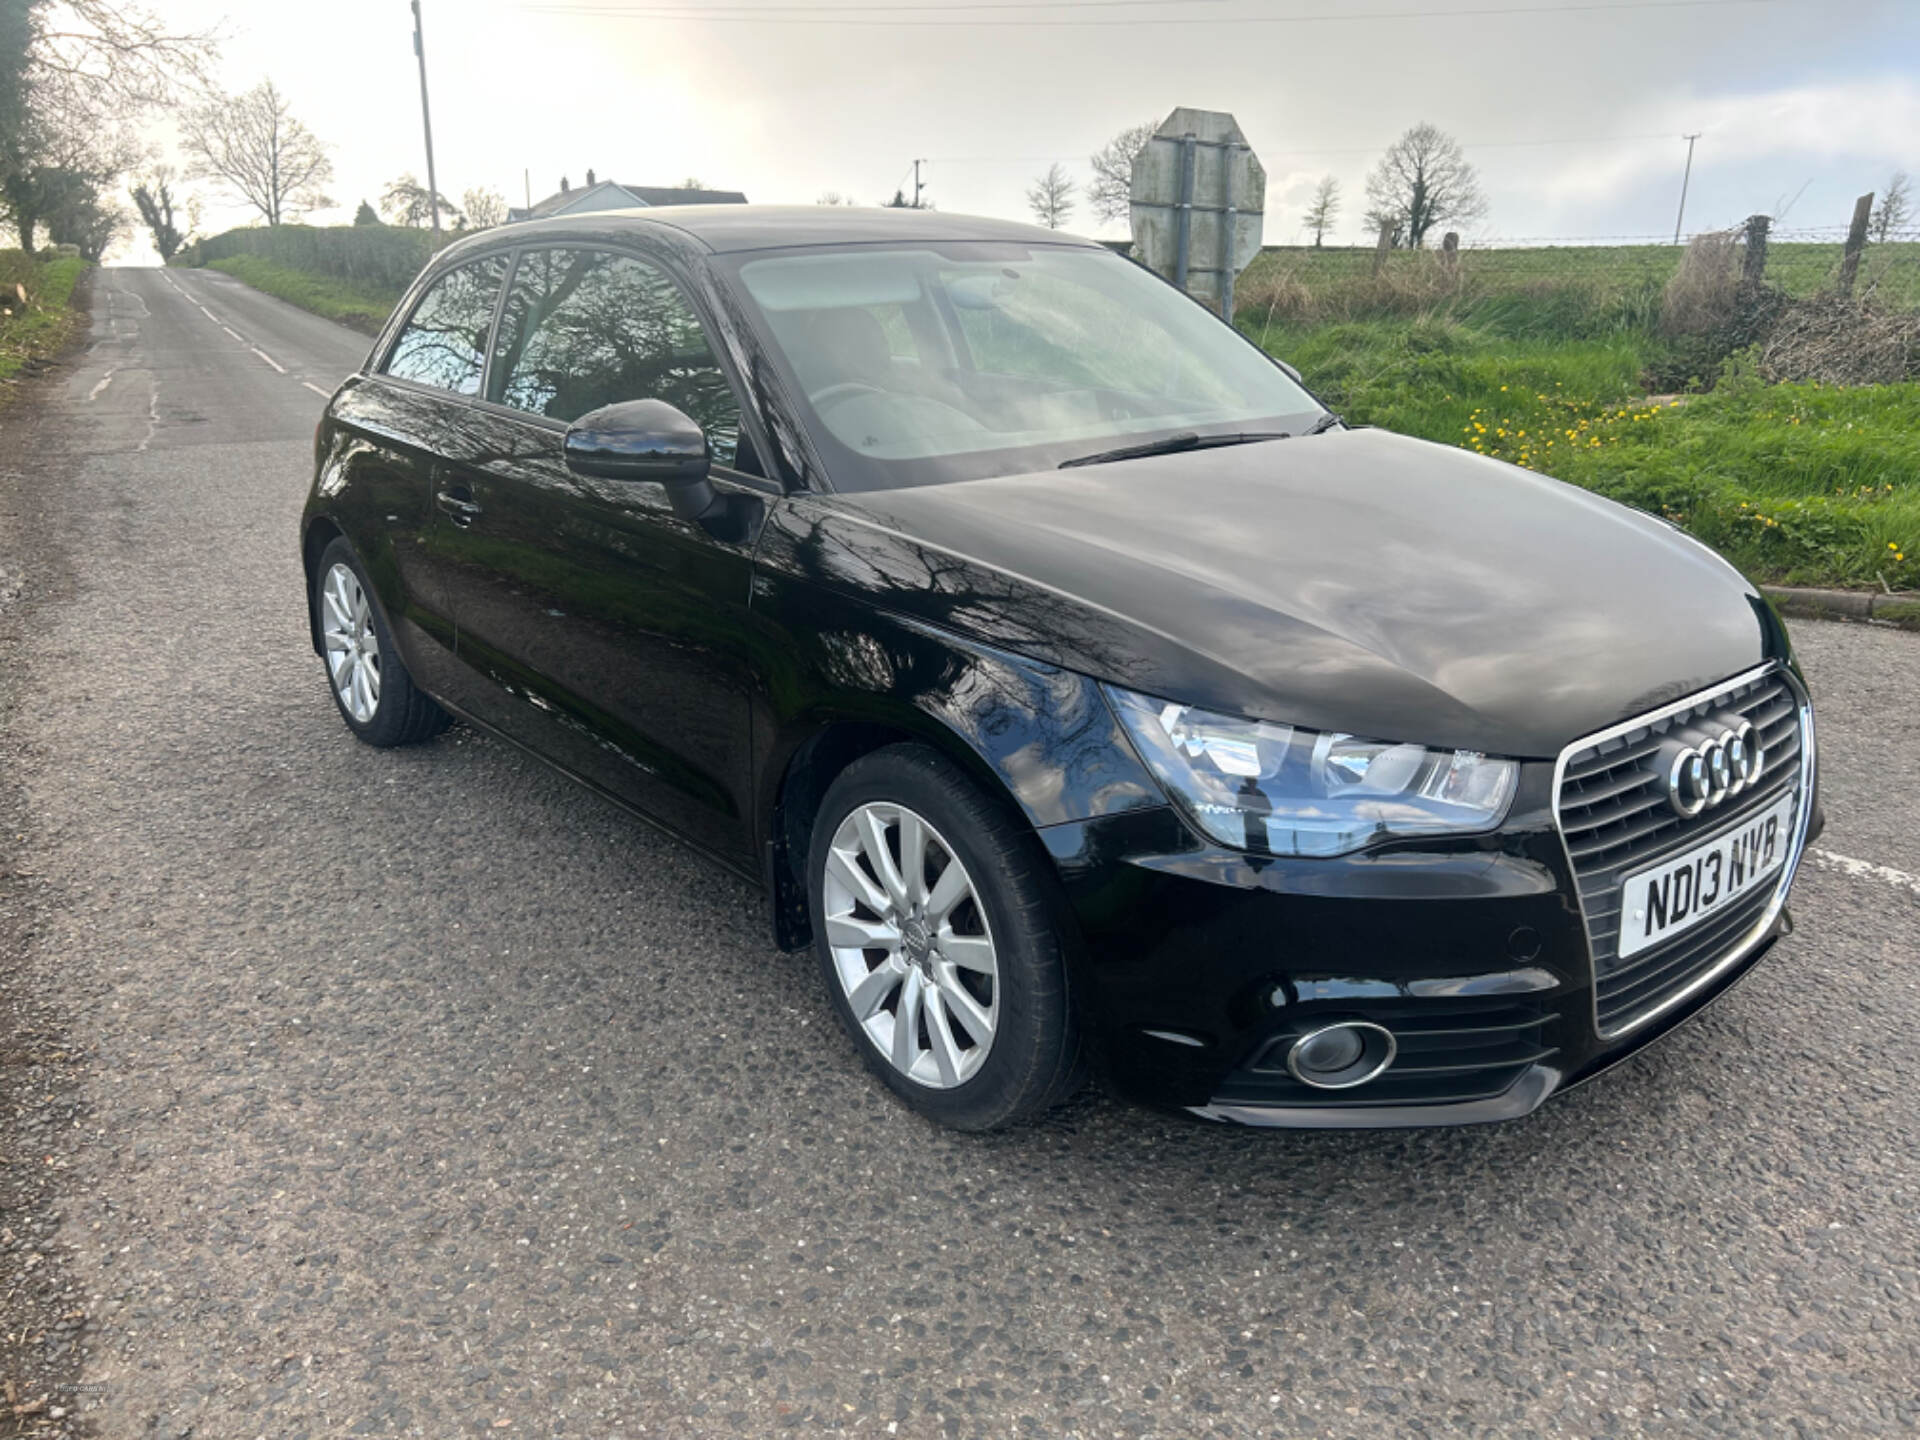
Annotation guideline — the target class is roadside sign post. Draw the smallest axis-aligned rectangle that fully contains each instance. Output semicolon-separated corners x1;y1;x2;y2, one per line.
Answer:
1129;108;1264;319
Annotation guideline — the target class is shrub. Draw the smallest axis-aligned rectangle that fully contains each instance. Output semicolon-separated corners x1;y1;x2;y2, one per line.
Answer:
181;223;454;293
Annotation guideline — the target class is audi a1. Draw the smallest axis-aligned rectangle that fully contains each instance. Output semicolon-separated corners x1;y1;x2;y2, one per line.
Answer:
300;206;1821;1130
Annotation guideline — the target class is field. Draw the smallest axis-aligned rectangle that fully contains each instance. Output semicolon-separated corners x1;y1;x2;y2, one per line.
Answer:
0;250;87;387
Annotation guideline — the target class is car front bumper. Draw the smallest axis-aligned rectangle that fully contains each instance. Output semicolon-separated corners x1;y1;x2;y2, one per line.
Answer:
1039;714;1821;1129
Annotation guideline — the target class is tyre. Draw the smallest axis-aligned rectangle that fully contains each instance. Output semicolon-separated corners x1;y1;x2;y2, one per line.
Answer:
313;537;450;747
807;743;1083;1130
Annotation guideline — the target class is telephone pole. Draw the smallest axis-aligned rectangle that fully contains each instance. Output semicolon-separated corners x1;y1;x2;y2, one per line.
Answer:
412;0;442;234
1673;133;1700;245
912;158;925;209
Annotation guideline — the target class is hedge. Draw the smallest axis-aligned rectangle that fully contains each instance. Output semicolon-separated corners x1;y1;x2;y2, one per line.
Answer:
180;223;457;293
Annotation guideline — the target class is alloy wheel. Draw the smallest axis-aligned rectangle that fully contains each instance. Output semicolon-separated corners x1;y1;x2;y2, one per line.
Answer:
822;801;999;1089
320;562;381;724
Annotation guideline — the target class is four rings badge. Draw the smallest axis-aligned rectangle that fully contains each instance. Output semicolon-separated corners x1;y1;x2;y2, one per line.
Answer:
1660;718;1764;818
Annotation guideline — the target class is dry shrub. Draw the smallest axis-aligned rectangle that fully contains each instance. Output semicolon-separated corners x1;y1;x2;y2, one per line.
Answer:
1660;231;1739;337
1237;250;1465;326
1758;297;1920;385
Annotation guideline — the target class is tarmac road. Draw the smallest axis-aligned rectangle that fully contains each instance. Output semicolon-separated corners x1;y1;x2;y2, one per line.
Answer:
0;266;1916;1439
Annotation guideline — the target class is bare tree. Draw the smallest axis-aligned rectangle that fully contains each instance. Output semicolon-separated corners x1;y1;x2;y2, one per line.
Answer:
460;185;506;230
130;163;185;258
23;0;217;111
1302;175;1341;247
815;189;854;206
1087;119;1155;226
1026;162;1075;230
1363;122;1486;249
382;173;458;228
181;79;332;226
1871;171;1911;243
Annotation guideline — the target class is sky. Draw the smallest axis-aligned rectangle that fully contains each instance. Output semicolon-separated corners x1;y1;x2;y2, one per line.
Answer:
115;0;1920;263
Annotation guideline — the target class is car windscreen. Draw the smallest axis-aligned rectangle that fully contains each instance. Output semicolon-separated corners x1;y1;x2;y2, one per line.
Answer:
721;242;1324;491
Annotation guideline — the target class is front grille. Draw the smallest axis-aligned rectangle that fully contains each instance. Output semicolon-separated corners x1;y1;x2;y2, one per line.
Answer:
1214;1001;1559;1109
1556;668;1807;1036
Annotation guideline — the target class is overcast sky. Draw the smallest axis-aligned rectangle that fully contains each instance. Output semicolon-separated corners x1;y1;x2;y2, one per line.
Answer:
121;0;1918;262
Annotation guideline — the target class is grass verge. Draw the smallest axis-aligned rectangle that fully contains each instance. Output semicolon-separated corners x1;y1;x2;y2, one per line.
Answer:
0;251;88;387
203;254;401;334
1253;314;1918;592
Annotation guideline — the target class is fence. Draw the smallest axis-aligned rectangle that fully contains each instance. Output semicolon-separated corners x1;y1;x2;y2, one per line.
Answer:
1231;215;1920;333
178;223;457;294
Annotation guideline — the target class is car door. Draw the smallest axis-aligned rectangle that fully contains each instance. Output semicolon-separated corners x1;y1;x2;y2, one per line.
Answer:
431;243;775;868
327;250;511;705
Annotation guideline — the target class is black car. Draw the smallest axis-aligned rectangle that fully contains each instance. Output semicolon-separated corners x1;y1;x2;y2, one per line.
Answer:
301;205;1820;1131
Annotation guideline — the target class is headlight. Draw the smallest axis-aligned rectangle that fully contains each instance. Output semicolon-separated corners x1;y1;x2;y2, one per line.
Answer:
1105;686;1518;856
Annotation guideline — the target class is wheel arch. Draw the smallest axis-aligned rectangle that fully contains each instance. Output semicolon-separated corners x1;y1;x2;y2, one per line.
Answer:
301;515;346;656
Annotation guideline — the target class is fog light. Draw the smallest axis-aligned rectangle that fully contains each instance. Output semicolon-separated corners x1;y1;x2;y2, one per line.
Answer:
1286;1021;1397;1090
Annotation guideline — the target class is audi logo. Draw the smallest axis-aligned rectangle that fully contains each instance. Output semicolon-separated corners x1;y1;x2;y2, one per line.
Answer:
1661;718;1764;818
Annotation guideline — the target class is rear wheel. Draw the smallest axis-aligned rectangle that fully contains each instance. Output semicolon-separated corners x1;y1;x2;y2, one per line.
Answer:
314;537;449;747
808;744;1082;1130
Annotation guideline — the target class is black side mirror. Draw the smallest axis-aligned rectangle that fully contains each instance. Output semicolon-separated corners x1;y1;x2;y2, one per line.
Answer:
564;399;716;522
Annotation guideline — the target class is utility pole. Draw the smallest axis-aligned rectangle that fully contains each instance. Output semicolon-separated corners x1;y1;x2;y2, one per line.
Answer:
412;0;442;234
912;158;925;210
1673;133;1700;245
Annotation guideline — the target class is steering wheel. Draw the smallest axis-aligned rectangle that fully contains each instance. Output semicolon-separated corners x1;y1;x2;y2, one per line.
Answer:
810;381;886;412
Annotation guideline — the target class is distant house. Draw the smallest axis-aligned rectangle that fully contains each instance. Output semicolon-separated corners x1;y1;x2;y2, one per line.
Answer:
506;174;748;223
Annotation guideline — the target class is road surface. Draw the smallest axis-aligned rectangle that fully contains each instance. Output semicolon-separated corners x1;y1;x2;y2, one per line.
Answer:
0;266;1916;1439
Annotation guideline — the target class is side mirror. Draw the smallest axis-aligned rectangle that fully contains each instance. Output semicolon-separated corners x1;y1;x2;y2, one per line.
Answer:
564;398;716;522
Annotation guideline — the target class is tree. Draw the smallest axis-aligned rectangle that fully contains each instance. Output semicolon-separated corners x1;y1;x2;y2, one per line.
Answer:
461;185;506;230
815;189;854;206
677;176;705;190
1871;171;1911;243
881;188;932;210
130;164;185;258
181;79;332;226
1302;175;1340;247
380;172;456;229
48;177;125;260
1363;122;1486;249
1026;162;1075;230
353;198;379;225
1086;119;1155;226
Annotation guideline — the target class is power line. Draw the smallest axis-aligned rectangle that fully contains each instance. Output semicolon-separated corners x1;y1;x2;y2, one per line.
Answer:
522;0;1795;27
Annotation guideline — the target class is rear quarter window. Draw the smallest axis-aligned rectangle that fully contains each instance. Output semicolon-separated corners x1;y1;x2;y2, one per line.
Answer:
383;253;510;395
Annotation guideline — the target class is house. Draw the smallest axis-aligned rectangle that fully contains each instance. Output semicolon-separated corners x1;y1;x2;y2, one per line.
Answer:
506;171;748;223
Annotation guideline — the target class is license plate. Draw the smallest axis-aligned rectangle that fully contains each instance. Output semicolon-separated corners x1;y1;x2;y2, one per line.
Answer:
1617;792;1795;959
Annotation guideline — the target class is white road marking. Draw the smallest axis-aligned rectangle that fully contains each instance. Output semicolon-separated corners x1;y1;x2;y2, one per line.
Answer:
87;368;116;401
138;383;160;453
221;325;244;342
303;381;331;398
160;270;300;383
1808;848;1920;898
252;347;288;373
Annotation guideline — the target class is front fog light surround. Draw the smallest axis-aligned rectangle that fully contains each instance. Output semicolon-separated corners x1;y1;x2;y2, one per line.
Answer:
1287;1021;1397;1090
1105;685;1519;857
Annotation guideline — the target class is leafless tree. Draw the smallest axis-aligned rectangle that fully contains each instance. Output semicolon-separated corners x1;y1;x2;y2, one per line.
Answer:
1363;122;1486;249
382;173;458;228
1302;175;1340;247
460;185;506;230
1086;119;1155;226
181;79;332;225
815;190;854;206
1871;171;1911;243
130;163;185;257
1026;163;1075;230
24;0;217;110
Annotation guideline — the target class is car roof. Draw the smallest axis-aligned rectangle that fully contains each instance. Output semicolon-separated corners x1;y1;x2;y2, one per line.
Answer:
478;204;1107;255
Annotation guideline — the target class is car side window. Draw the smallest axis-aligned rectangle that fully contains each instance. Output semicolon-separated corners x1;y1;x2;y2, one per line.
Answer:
490;248;742;466
383;254;510;396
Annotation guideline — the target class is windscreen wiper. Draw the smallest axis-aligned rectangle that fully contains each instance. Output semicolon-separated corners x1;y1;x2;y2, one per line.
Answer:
1057;430;1294;470
1305;411;1345;435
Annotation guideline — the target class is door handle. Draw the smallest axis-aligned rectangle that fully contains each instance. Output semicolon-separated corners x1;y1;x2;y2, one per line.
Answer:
436;486;481;526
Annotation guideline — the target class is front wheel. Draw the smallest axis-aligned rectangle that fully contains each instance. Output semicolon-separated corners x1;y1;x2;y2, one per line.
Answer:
807;744;1083;1131
314;537;449;747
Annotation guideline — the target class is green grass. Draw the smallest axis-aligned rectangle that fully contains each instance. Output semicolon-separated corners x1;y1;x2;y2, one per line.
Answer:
0;251;87;385
204;254;402;334
1252;313;1920;592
